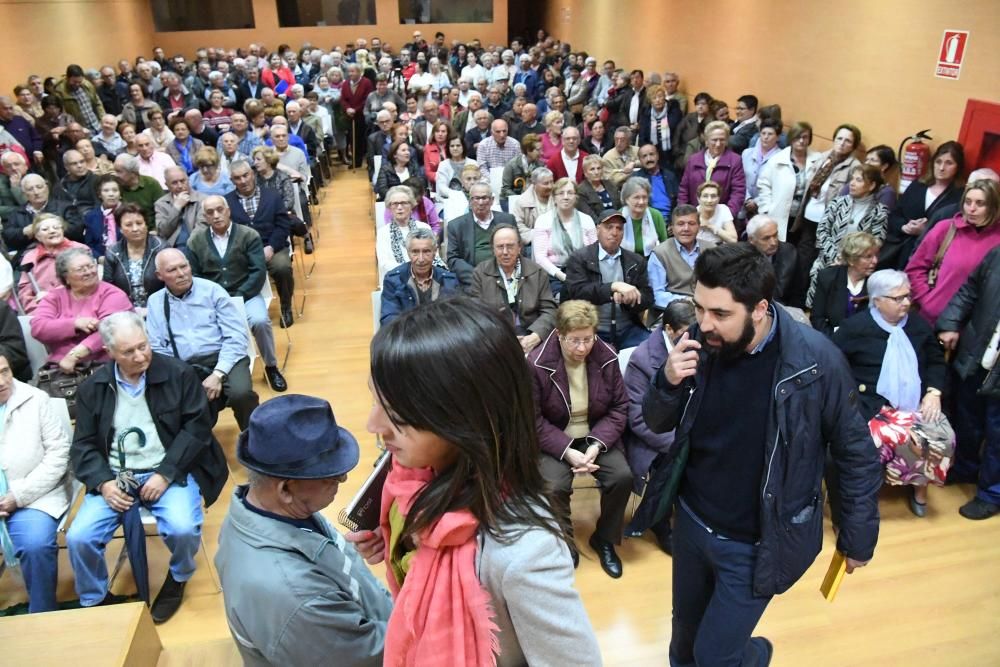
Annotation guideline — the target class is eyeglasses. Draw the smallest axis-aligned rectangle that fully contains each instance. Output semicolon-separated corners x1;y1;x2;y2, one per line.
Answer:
388;201;412;207
560;335;596;348
878;293;912;304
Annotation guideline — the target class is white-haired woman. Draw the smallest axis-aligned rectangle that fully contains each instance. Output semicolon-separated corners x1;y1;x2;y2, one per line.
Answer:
832;269;953;516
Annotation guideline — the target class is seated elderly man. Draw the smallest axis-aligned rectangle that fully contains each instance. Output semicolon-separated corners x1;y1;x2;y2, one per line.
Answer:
636;143;677;220
0;351;72;613
546;126;586;183
0;96;43;163
155;167;208;249
602;127;640;187
647;205;716;308
267;123;309;194
469;224;556;355
380;228;459;325
0;151;29;221
93;114;127;157
147;248;258;430
476;118;521;181
54;149;98;213
67;311;228;623
284;101;319;161
224;160;295;327
115;153;165;225
134;133;176;188
224;112;262;158
446;181;516;289
184;109;219;149
3;174;85;253
217;132;246;177
215;395;392;666
564;209;652;349
513;102;544;141
188;195;287;392
746;214;799;306
463;109;492;160
365;110;394;179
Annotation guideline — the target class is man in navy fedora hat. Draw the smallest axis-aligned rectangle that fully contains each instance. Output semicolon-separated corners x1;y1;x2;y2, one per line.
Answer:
215;394;392;666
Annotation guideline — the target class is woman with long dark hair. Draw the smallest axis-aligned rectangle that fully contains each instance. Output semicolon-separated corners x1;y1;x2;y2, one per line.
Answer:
349;298;600;666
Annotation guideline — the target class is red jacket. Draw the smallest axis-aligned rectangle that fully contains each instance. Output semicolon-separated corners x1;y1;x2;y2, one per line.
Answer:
340;77;374;115
546;149;588;183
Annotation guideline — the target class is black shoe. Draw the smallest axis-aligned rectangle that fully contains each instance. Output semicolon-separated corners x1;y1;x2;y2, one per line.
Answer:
303;233;315;254
95;591;117;607
150;573;186;624
265;366;288;392
653;528;673;555
752;636;774;665
959;497;1000;520
588;533;622;579
280;307;294;328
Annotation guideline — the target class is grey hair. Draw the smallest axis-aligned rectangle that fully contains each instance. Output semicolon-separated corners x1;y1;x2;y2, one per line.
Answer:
746;215;778;240
228;159;253;174
866;269;910;300
620;176;652;200
54;247;95;286
99;311;146;349
407;227;438;249
384;185;416;206
614;126;632;140
115;153;140;174
530;167;554;184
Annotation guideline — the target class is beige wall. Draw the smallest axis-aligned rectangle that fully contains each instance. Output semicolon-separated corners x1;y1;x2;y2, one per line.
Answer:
153;0;508;57
1;0;154;95
544;0;1000;150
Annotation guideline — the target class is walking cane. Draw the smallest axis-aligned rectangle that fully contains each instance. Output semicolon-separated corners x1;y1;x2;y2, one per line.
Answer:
350;115;357;171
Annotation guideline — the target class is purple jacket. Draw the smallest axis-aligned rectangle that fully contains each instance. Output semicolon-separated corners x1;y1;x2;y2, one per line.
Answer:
678;149;746;218
528;330;628;459
623;326;676;491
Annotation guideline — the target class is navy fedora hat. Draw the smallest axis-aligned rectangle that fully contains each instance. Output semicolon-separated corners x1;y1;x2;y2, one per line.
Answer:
237;394;360;480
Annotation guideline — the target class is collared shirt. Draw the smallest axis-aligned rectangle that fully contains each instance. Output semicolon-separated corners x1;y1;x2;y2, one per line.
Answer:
647;239;702;309
211;222;232;257
145;276;250;375
239;187;261;219
473;212;494;231
114;363;147;399
70;85;101;131
749;304;779;355
93;131;127;157
230;130;262;157
561;150;580;180
476;135;522;177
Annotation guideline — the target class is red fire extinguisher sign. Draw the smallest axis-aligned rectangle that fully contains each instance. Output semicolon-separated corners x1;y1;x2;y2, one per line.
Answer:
935;30;969;80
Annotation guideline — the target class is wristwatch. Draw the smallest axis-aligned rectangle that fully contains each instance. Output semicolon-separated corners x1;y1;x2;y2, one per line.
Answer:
925;387;942;397
212;369;228;382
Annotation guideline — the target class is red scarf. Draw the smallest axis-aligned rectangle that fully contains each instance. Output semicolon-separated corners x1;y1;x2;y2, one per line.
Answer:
380;460;500;667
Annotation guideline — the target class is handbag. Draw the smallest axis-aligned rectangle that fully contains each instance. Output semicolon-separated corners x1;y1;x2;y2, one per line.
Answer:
33;361;97;419
927;222;958;289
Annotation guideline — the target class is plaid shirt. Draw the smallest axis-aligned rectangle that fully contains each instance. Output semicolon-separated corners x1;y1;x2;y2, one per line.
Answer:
70;85;101;132
476;136;521;179
238;187;261;219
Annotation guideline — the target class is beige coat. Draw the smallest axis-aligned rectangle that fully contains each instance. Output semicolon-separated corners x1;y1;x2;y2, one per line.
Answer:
0;381;73;518
510;185;552;245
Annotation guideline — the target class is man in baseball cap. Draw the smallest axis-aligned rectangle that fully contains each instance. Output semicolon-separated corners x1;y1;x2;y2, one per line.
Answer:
215;394;392;666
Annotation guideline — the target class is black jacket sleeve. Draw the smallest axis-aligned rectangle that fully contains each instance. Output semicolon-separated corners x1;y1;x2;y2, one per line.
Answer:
70;377;116;493
0;302;30;382
154;361;216;484
563;250;612;304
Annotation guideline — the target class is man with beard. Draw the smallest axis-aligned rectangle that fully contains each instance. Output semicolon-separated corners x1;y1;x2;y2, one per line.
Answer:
640;243;880;667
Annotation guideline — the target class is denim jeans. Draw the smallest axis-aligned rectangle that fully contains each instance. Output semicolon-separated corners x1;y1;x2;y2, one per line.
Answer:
66;473;203;606
669;501;773;667
6;508;59;613
953;371;1000;505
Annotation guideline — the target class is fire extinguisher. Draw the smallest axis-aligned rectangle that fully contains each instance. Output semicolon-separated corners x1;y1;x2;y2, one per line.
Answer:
898;130;932;193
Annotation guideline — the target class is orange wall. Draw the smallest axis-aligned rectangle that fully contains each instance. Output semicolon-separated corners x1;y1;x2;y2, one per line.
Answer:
1;0;154;95
544;0;1000;151
153;0;508;56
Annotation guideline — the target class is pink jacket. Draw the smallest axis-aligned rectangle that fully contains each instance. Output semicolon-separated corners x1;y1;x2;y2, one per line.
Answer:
905;213;1000;325
30;282;133;362
16;240;89;314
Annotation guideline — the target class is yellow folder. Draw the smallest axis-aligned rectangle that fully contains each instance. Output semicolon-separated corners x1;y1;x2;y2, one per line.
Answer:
820;550;847;602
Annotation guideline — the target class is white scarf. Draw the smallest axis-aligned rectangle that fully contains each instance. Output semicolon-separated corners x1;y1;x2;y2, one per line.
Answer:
871;308;921;411
621;204;657;256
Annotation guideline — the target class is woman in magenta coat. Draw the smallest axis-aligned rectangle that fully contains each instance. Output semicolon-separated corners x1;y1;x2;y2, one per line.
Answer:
678;120;746;219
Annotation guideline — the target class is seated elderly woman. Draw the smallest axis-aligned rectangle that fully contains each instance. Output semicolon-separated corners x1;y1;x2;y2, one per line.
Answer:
165;116;204;176
695;180;738;244
539;110;565;164
375;185;436;282
810;163;889;299
510;166;554;245
678;120;746;219
83;175;123;259
189;147;235;196
30;247;133;373
528;300;632;578
470;224;557;355
0;352;73;613
380;178;441;236
810;231;881;336
533;177;598;296
375;139;426;202
501;133;543;202
832;270;953;517
576;154;622;221
379;227;459;325
251;145;298;217
16;214;90;314
619;176;668;257
101;203;164;313
622;299;697;552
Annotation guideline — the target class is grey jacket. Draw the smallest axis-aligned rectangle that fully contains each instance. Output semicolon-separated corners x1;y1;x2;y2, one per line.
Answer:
154;191;208;247
214;487;393;666
476;523;602;667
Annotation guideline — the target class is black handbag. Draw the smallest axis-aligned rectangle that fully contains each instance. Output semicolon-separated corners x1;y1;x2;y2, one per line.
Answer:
33;361;97;419
979;366;1000;399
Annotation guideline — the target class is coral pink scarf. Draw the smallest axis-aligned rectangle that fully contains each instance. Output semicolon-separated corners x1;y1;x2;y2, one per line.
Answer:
380;461;500;667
